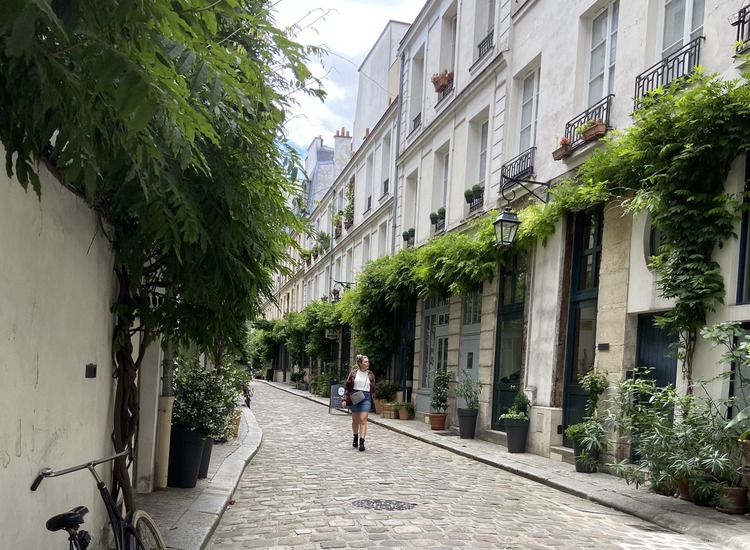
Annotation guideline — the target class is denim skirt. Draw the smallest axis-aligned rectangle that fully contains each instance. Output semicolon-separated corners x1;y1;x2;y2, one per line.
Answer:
350;391;372;413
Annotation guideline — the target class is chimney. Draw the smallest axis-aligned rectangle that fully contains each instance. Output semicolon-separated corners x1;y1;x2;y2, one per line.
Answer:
333;127;353;176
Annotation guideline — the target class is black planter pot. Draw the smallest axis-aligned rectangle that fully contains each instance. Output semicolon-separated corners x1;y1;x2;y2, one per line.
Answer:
504;419;529;453
457;408;478;439
198;437;213;479
573;441;600;473
168;425;207;488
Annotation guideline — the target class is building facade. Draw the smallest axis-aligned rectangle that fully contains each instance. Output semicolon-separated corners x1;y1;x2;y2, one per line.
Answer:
269;0;750;459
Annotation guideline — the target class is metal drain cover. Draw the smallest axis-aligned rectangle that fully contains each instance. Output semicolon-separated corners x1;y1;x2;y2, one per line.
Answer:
352;499;417;511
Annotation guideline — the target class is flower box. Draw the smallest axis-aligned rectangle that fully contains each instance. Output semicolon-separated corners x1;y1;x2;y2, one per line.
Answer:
552;143;573;160
582;121;607;142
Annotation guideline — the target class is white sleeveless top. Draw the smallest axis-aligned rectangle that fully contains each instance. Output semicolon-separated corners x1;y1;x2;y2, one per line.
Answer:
353;369;371;392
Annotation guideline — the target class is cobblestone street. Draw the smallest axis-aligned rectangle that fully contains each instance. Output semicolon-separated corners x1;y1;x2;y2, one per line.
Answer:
206;383;727;550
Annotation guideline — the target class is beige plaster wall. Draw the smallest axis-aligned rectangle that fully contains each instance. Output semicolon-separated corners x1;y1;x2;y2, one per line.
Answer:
0;155;117;548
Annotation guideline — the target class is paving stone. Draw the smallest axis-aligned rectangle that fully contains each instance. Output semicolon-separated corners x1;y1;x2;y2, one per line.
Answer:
205;383;729;550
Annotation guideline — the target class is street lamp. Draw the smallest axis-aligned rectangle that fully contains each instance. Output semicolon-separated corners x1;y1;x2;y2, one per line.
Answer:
494;172;551;246
493;207;520;247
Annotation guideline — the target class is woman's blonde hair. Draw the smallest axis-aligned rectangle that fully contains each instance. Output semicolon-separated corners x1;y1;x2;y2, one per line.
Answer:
356;354;367;365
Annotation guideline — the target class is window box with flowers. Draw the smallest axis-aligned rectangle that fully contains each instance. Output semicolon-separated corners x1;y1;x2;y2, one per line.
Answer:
431;69;454;93
552;136;573;160
576;119;607;142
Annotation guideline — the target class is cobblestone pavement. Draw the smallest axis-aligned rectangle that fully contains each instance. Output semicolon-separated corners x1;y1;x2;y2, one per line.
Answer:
206;383;728;550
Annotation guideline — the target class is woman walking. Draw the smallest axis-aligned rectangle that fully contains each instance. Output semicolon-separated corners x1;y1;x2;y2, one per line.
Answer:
341;355;375;451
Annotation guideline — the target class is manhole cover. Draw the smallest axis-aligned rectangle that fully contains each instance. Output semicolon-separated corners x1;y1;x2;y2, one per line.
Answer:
435;431;458;436
352;499;417;511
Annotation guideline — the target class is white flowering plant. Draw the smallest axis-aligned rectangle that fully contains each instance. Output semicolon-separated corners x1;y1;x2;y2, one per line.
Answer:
172;357;240;439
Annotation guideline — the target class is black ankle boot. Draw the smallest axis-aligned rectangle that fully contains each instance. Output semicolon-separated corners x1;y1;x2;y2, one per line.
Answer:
359;438;365;452
352;434;358;448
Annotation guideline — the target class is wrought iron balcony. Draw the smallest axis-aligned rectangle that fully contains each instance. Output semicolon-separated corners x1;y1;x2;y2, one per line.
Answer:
564;94;614;149
468;190;484;214
412;112;422;133
478;29;494;60
501;148;536;191
634;36;704;110
730;6;750;55
435;217;445;233
437;80;454;104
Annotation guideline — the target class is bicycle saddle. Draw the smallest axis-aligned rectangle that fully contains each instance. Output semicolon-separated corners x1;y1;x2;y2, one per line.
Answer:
46;505;89;532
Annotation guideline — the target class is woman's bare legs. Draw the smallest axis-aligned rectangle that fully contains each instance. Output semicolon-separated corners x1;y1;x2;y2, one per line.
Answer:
358;412;368;440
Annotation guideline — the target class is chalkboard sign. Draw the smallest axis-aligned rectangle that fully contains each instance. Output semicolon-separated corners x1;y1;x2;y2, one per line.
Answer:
329;384;348;414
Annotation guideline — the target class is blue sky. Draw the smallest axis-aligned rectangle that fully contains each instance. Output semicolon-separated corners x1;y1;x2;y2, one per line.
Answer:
272;0;422;156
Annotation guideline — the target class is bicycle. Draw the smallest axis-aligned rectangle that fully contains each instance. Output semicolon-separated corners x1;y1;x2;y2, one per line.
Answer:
31;447;166;550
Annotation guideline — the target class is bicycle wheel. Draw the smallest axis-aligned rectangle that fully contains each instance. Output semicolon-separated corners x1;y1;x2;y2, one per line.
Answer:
129;510;166;550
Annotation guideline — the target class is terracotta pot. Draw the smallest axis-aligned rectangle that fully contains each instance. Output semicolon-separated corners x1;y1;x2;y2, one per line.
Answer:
397;407;411;420
582;121;607;142
552;143;572;160
428;412;448;430
716;485;748;514
677;477;692;501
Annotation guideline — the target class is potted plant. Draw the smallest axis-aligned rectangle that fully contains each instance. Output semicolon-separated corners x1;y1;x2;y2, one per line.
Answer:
402;230;410;242
499;392;530;453
374;381;399;415
576;118;606;142
393;401;414;420
428;367;450;430
431;69;454;92
437;206;446;220
564;369;609;473
552;136;573;160
169;357;236;488
454;369;481;439
464;188;475;203
430;212;439;225
471;184;484;200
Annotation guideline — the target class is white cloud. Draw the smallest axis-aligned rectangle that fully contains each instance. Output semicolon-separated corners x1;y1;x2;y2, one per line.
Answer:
271;0;422;155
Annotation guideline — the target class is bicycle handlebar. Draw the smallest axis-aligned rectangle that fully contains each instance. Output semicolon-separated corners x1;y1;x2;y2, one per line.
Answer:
30;447;131;491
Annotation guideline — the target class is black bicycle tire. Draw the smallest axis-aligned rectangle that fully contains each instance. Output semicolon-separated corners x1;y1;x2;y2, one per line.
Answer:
129;510;166;550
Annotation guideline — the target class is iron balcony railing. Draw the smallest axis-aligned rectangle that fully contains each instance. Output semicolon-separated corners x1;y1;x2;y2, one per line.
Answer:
468;190;484;214
731;6;750;55
435;217;445;233
564;94;614;149
501;148;536;190
437;80;454;104
634;36;704;110
412;112;422;133
478;29;494;59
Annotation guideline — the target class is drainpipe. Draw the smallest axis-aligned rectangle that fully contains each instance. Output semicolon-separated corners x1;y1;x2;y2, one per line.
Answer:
154;339;174;490
393;52;409;401
391;52;405;255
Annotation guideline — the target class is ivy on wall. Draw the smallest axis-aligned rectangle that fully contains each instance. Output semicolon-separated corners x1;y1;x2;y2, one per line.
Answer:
525;68;750;383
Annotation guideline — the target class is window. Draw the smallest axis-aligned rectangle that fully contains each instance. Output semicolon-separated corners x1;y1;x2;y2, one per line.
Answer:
588;2;619;105
380;134;391;197
442;152;450;209
519;69;540;152
409;49;425;133
362;234;370;267
478;121;489;189
662;0;705;58
422;297;450;388
364;153;373;212
463;290;483;326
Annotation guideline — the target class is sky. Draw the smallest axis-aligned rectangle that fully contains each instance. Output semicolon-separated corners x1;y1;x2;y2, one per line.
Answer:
270;0;423;156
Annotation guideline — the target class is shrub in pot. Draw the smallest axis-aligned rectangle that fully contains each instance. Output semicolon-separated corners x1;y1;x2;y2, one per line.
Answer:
428;367;450;430
499;392;530;453
454;369;481;439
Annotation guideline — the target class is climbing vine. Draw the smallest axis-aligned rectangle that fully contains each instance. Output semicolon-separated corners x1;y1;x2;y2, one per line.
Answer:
527;69;750;383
